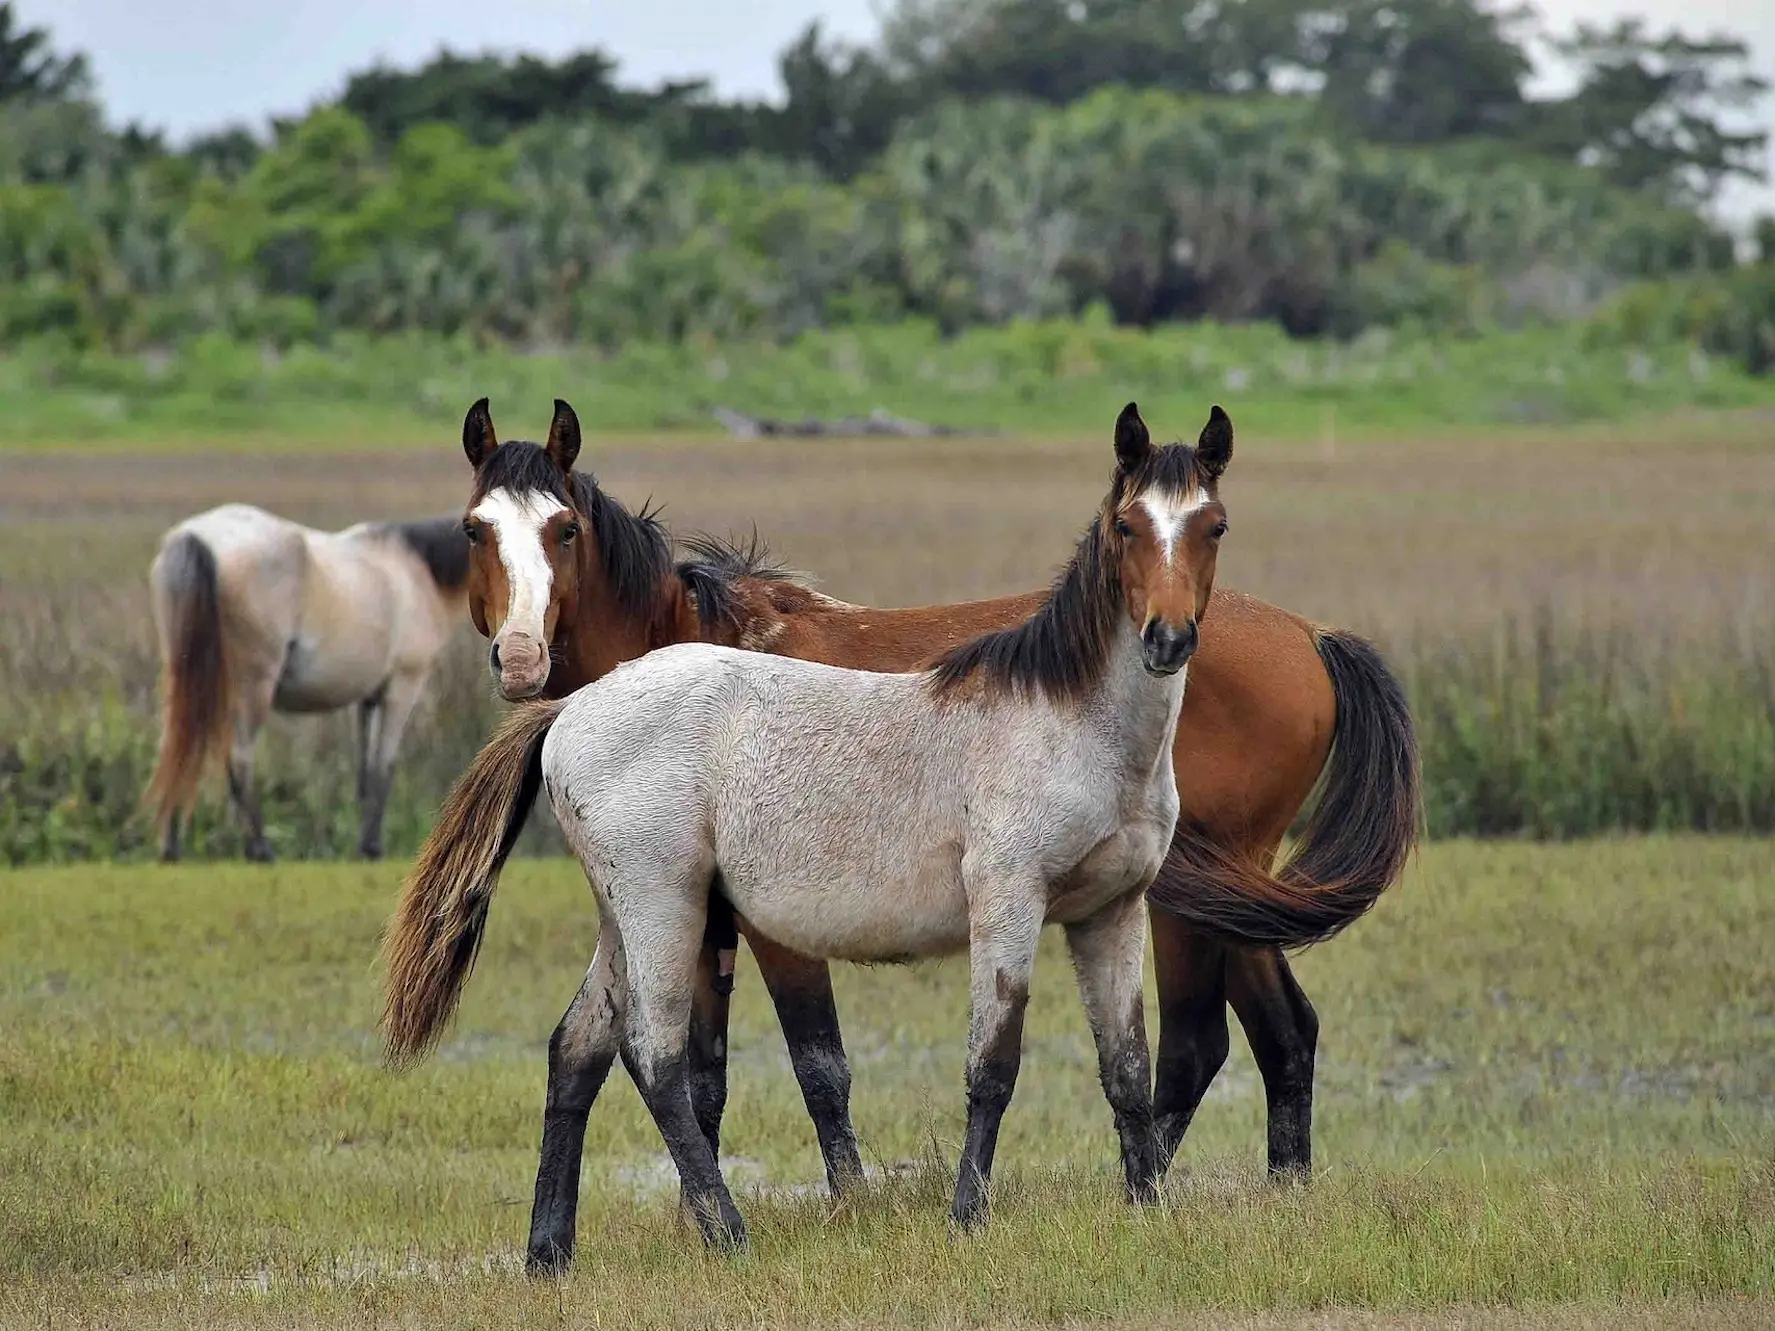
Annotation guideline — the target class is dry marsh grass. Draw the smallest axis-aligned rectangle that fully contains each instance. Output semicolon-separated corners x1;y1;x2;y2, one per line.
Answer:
2;415;1772;859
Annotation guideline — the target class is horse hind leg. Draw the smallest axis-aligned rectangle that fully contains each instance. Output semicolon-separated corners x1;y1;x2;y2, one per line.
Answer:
227;664;279;863
608;861;745;1249
1228;947;1319;1182
682;905;734;1212
527;921;629;1277
1150;910;1230;1178
751;932;864;1197
1065;890;1159;1205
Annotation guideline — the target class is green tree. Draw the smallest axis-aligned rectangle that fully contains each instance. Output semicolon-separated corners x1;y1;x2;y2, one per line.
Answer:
1303;0;1533;143
1529;20;1769;203
0;2;90;103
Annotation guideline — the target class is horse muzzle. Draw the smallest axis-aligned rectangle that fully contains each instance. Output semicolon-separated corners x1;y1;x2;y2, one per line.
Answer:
491;630;550;700
1141;618;1197;676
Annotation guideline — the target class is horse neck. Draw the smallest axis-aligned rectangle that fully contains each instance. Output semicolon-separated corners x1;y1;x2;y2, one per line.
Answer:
1085;618;1188;782
550;562;694;696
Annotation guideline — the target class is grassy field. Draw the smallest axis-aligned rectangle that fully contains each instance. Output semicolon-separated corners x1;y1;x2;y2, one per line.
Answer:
6;322;1775;452
1;837;1771;1327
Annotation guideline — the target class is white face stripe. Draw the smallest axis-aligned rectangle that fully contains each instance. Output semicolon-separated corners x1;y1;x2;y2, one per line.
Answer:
1139;488;1210;566
471;488;568;638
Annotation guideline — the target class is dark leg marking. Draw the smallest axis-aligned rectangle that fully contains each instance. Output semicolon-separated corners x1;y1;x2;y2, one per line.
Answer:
628;1045;746;1250
952;972;1028;1231
1150;911;1230;1177
1229;948;1320;1182
755;936;863;1196
526;969;623;1276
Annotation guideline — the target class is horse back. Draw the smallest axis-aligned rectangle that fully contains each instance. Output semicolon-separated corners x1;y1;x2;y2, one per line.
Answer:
735;581;1335;860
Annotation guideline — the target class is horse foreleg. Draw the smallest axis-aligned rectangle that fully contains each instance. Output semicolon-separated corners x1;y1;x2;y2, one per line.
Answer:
527;922;628;1277
750;932;864;1197
1065;891;1159;1205
1228;947;1320;1182
1149;909;1230;1178
356;672;424;861
952;889;1043;1231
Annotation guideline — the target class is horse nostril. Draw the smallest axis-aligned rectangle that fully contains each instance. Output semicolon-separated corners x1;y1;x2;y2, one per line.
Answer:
490;642;502;672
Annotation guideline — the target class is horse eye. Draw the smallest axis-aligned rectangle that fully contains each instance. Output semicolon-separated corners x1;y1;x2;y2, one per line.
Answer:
561;522;580;544
462;522;479;544
1211;520;1228;540
1114;518;1134;538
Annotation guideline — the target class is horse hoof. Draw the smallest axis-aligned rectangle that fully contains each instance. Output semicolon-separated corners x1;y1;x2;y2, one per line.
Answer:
1127;1177;1162;1208
1268;1162;1311;1189
244;844;274;864
949;1198;990;1235
696;1209;747;1252
524;1243;572;1278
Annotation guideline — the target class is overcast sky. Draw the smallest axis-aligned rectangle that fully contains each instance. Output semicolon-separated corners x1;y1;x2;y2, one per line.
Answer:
20;0;1774;222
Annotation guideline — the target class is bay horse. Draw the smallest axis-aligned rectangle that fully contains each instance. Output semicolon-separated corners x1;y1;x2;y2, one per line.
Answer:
147;504;470;861
404;396;1416;1271
384;403;1218;1249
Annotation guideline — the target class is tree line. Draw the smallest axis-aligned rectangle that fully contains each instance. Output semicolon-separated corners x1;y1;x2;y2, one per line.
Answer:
0;0;1768;354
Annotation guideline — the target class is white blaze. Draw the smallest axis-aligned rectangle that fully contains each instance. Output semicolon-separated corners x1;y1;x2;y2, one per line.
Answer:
1140;489;1208;565
472;488;566;639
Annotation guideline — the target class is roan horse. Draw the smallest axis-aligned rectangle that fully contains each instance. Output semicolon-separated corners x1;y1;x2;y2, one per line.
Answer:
383;403;1219;1249
147;504;470;861
395;397;1417;1271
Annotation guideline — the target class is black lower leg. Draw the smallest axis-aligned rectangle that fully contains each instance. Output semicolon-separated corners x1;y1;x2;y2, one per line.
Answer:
681;932;732;1213
1152;1002;1230;1177
1096;1014;1159;1205
227;759;272;862
756;943;862;1195
160;814;182;863
952;1000;1025;1231
632;1048;745;1250
526;1017;620;1275
1231;951;1319;1181
357;766;392;860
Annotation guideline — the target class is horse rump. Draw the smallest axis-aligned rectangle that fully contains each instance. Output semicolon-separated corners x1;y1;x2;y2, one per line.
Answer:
1147;627;1421;949
145;532;231;846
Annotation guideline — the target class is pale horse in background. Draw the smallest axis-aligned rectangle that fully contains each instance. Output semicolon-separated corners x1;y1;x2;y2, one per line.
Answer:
146;503;471;861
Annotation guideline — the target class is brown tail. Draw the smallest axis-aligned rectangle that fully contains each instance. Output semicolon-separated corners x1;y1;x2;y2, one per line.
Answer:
380;699;563;1068
145;533;230;841
1147;628;1421;949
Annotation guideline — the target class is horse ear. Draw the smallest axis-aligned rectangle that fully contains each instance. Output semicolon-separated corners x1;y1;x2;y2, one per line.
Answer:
1197;404;1233;481
1114;402;1151;473
546;399;582;475
462;397;497;469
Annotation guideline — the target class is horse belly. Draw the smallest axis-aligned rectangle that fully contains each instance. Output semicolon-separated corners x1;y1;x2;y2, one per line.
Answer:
272;633;390;712
273;550;401;711
722;839;971;964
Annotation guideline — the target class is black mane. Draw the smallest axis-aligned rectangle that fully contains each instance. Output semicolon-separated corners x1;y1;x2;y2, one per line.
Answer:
470;441;672;623
388;515;471;591
930;441;1211;702
674;529;801;637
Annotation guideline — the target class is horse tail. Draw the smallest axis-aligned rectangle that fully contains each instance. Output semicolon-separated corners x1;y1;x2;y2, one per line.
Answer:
1147;628;1421;950
380;699;563;1068
145;532;231;843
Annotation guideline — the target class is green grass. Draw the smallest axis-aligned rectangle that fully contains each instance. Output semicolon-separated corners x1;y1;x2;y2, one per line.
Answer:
2;838;1771;1327
6;321;1774;451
